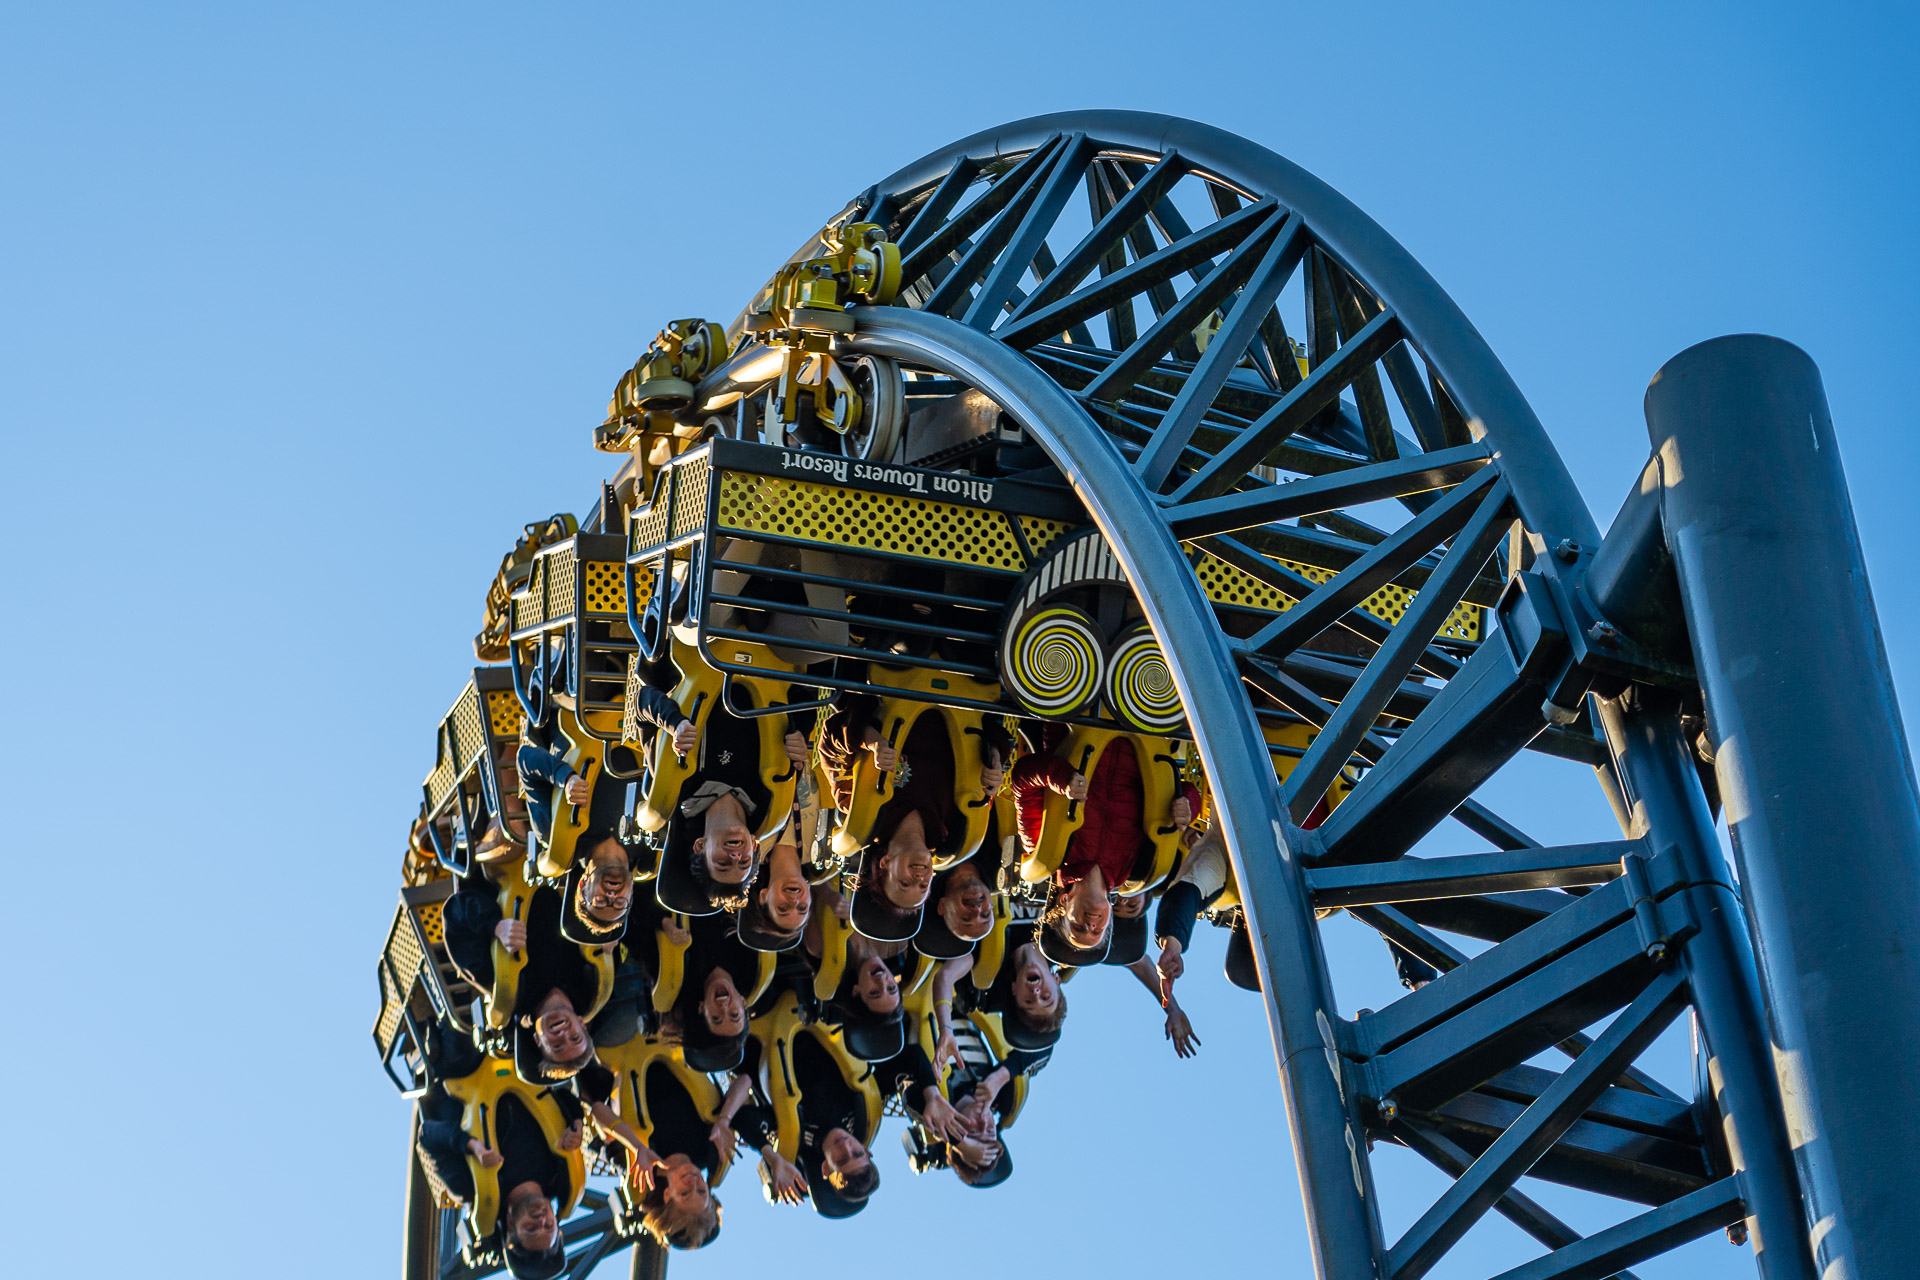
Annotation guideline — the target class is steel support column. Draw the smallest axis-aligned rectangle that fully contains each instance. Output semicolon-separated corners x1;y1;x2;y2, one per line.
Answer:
404;1118;439;1280
629;1239;667;1280
1644;336;1920;1280
1597;691;1816;1280
849;305;1388;1280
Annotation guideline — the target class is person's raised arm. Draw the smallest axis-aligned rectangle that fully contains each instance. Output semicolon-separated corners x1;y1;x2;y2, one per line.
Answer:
930;953;972;1072
1124;955;1201;1058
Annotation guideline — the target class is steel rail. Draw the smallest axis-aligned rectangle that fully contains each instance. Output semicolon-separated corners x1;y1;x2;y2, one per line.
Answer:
848;304;1386;1279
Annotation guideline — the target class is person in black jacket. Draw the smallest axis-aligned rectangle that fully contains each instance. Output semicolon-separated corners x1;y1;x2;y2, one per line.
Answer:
619;1057;774;1250
789;1031;881;1217
443;864;604;1081
518;686;690;845
654;692;812;917
657;911;762;1072
953;922;1066;1062
416;1087;577;1277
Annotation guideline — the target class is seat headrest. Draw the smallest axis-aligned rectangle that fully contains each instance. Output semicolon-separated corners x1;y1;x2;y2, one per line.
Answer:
850;845;924;943
559;859;629;944
1100;910;1148;967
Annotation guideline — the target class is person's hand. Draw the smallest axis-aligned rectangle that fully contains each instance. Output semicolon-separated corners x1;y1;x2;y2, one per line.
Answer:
864;734;899;774
921;1092;968;1143
625;1146;662;1192
673;720;699;757
970;1081;995;1116
980;763;1005;798
1170;795;1193;828
467;1138;504;1169
565;774;591;806
495;918;527;953
1156;937;1185;991
708;1120;738;1166
1067;772;1088;802
1165;1000;1202;1059
764;1151;808;1206
933;1028;960;1075
784;731;810;765
558;1121;583;1151
832;892;851;924
661;915;691;947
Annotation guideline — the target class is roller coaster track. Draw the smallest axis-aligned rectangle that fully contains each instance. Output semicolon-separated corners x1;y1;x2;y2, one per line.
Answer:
388;112;1920;1280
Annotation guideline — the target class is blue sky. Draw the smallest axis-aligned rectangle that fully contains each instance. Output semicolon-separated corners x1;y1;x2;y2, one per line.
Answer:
4;4;1915;1278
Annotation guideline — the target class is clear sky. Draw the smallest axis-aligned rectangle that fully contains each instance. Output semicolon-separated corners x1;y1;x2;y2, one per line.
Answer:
4;4;1915;1278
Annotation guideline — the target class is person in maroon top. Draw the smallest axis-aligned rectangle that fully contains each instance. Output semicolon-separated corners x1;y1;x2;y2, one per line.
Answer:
821;697;1010;941
1011;724;1200;965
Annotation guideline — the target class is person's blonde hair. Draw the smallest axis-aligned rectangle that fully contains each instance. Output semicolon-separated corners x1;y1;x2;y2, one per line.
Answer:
638;1180;720;1250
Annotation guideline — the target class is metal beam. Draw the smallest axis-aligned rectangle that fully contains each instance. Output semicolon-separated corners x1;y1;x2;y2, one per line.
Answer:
848;304;1390;1280
1306;842;1635;908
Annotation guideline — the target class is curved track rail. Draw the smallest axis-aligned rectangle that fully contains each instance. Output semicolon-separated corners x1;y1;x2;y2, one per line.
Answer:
391;111;1920;1280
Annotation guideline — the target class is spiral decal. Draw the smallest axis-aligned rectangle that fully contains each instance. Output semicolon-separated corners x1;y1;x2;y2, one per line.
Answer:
1105;624;1184;732
1003;606;1104;716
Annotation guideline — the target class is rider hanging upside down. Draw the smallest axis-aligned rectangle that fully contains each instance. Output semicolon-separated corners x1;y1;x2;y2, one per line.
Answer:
1011;723;1201;966
820;696;1009;941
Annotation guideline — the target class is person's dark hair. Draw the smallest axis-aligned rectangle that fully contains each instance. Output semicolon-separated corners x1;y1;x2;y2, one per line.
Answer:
827;1159;880;1200
1012;984;1067;1037
738;868;804;952
686;840;755;913
637;1177;721;1250
671;987;749;1073
501;1239;567;1280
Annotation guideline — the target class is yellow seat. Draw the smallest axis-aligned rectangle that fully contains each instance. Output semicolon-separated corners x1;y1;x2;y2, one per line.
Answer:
634;635;805;845
443;1055;587;1238
1263;719;1356;813
750;991;883;1163
650;914;776;1015
483;859;614;1031
535;706;612;878
832;667;1004;868
594;1034;737;1188
1017;728;1190;893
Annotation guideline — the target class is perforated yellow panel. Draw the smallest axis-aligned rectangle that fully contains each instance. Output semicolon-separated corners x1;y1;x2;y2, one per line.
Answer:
509;589;539;633
631;495;672;556
375;902;426;1049
416;900;445;946
1019;516;1076;559
581;561;626;615
425;685;487;809
672;455;711;540
485;691;523;738
716;471;1029;572
1193;550;1481;641
542;549;576;622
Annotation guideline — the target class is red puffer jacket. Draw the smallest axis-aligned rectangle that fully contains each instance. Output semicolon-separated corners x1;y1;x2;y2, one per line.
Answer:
1011;729;1200;890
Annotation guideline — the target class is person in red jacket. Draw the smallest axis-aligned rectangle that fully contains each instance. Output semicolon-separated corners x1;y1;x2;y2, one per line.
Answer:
1011;724;1200;966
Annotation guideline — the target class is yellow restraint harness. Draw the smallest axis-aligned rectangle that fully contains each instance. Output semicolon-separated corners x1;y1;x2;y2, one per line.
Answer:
649;914;776;1015
443;1055;587;1239
832;668;1004;868
594;1034;737;1188
1017;728;1189;895
536;705;611;879
750;990;884;1163
635;635;804;845
485;859;615;1031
